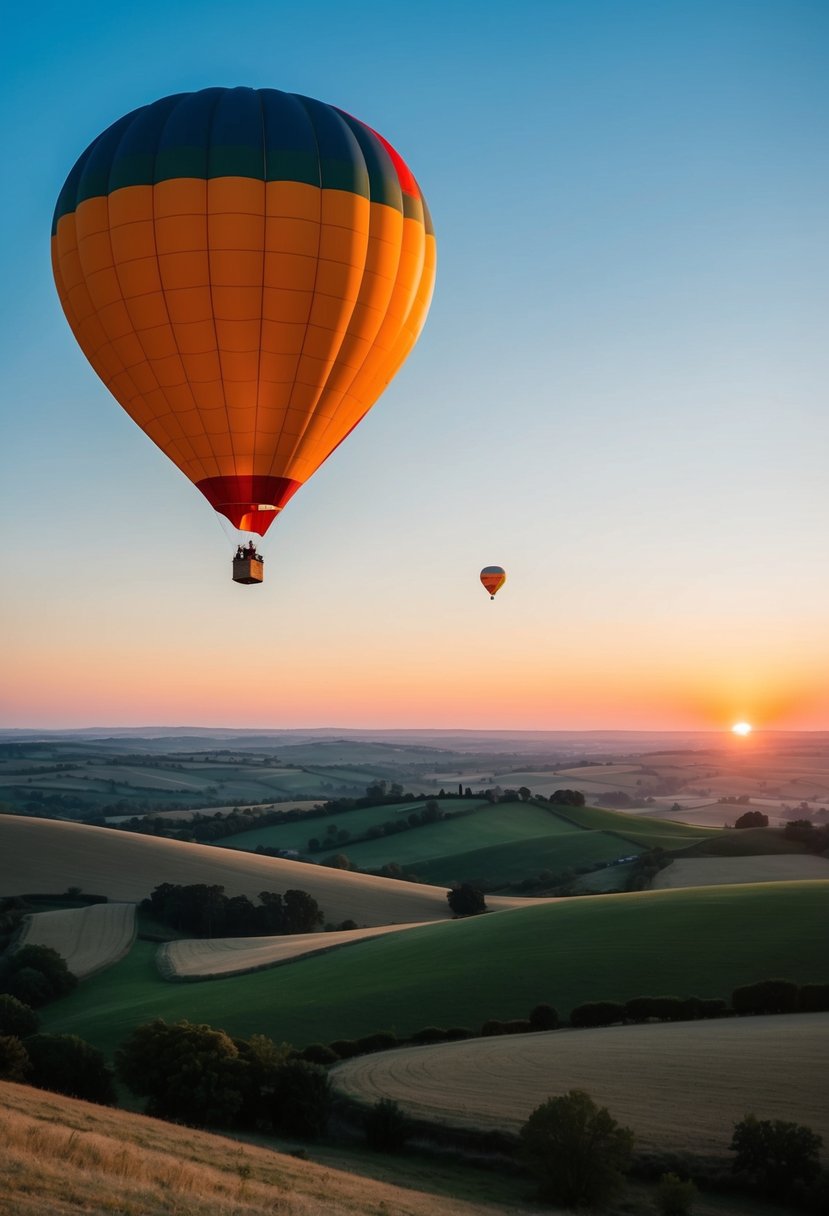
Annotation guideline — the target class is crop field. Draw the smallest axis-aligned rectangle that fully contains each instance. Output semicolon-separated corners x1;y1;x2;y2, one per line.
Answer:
161;921;429;979
0;816;527;926
410;830;639;886
16;903;136;979
220;799;489;853
652;855;829;889
41;882;829;1059
332;1014;829;1158
0;1081;545;1216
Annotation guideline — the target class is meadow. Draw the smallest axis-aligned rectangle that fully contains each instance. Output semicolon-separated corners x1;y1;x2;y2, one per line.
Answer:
40;882;829;1058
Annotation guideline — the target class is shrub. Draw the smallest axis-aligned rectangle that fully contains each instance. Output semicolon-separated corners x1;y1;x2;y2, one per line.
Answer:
732;979;799;1016
570;1001;625;1028
698;997;728;1019
0;1034;30;1081
328;1039;360;1059
447;883;487;917
799;983;829;1013
354;1032;397;1054
445;1026;472;1041
270;1059;331;1139
731;1114;823;1195
297;1043;338;1066
3;967;52;1008
656;1172;696;1215
520;1089;634;1207
7;945;77;999
364;1098;411;1153
409;1026;448;1045
481;1019;506;1036
26;1033;116;1105
0;994;39;1038
528;1003;559;1031
734;810;769;829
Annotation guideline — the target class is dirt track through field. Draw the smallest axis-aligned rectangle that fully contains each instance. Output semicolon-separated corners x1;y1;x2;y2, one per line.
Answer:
161;921;431;979
652;856;829;889
332;1014;829;1157
17;903;136;978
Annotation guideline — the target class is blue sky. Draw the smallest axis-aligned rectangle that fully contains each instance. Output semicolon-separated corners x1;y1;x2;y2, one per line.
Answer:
1;1;828;729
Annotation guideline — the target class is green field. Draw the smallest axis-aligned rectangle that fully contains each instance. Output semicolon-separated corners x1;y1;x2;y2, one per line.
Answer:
220;799;489;853
41;881;829;1058
680;827;808;857
550;803;716;848
410;830;638;885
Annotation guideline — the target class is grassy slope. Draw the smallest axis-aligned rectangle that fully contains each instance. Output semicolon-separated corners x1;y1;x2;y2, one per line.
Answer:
220;799;489;852
411;830;636;885
41;881;829;1058
551;803;715;847
680;827;807;856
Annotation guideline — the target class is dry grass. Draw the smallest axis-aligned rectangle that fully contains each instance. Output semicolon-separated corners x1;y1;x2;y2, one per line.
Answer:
0;816;529;926
16;903;136;978
161;921;431;979
0;1081;539;1216
652;856;829;889
332;1013;829;1158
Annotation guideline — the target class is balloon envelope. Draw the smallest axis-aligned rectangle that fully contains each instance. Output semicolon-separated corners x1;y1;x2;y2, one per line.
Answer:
52;88;436;535
480;566;506;598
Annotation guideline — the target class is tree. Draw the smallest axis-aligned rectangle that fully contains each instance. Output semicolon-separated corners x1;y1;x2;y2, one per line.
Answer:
0;1034;30;1081
364;1098;411;1152
656;1172;696;1215
447;884;487;917
550;789;586;807
730;1114;822;1195
0;994;39;1037
4;944;77;1001
518;786;532;801
528;1003;559;1031
25;1034;116;1104
732;979;799;1016
734;810;768;829
3;967;52;1008
116;1019;244;1126
520;1089;634;1207
269;1059;331;1138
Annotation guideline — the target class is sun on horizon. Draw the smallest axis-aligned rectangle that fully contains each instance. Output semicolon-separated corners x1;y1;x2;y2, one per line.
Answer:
732;722;753;736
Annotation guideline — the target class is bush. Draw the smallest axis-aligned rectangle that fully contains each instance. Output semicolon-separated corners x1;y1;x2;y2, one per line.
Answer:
328;1039;361;1059
656;1171;696;1215
528;1003;559;1031
6;945;77;1000
445;1026;472;1041
0;1034;30;1081
270;1059;331;1139
799;983;829;1013
0;994;39;1038
731;1114;823;1195
3;967;52;1008
354;1032;398;1054
364;1098;411;1153
570;1001;625;1028
734;810;769;829
520;1089;634;1206
26;1033;116;1105
447;883;487;917
297;1043;338;1066
409;1026;448;1045
732;979;799;1016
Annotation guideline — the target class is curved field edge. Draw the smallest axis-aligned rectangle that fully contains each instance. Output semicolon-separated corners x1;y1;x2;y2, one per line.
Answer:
331;1014;829;1158
15;903;137;980
40;881;829;1058
159;922;431;980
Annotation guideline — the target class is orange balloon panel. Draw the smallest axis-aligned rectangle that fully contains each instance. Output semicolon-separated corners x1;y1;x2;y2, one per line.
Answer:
52;88;436;534
480;566;506;598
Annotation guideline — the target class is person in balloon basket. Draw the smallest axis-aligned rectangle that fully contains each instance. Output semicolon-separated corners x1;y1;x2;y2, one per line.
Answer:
235;542;262;563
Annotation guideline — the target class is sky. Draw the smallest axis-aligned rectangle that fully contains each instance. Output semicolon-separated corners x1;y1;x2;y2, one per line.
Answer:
1;0;827;731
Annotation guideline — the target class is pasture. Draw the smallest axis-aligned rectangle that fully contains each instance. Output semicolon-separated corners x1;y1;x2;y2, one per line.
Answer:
332;1014;829;1158
40;882;829;1058
410;829;638;886
16;903;136;979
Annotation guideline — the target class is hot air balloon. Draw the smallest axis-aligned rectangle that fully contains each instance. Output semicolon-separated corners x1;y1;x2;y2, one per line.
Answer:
52;88;436;584
480;566;506;599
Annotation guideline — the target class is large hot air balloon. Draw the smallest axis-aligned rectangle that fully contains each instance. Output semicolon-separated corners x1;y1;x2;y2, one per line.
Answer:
52;88;436;583
480;566;506;600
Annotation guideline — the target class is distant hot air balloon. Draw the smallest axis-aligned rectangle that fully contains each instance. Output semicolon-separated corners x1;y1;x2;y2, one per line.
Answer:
52;88;436;583
480;566;506;599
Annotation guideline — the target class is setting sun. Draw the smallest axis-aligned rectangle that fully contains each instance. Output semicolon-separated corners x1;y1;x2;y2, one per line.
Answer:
732;722;753;736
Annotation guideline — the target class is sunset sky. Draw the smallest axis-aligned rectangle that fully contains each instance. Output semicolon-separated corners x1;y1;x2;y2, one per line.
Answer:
2;0;827;731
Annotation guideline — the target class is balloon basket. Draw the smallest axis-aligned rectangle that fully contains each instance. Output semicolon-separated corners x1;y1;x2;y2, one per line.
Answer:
233;558;264;585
